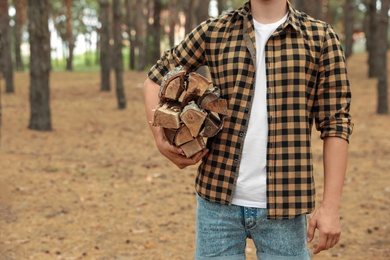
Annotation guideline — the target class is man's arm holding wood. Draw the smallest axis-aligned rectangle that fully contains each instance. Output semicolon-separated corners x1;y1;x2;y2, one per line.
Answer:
143;78;208;169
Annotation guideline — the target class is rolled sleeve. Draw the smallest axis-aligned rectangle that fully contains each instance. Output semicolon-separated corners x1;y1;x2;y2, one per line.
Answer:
147;19;209;85
315;25;353;142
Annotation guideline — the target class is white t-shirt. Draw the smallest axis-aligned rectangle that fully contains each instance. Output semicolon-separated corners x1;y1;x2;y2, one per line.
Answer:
232;13;288;208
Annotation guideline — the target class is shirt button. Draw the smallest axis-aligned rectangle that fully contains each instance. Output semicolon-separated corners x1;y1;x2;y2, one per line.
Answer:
245;107;249;113
239;131;244;137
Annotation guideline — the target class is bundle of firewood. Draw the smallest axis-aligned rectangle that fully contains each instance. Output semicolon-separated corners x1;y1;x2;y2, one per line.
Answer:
153;67;230;158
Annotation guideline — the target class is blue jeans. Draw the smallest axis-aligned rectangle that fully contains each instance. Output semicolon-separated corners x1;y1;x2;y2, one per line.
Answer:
195;195;311;260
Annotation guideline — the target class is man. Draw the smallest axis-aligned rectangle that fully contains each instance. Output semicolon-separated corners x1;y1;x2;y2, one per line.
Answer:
143;0;353;259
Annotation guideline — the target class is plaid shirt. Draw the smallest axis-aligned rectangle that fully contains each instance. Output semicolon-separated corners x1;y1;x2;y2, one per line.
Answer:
148;1;353;219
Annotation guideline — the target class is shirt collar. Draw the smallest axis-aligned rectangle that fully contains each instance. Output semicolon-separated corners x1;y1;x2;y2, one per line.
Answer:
238;1;303;35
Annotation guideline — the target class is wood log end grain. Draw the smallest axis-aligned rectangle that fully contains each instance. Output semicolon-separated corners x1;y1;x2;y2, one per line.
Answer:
153;103;181;129
180;103;207;137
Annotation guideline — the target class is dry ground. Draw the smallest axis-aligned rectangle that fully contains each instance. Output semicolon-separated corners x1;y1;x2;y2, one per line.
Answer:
0;53;389;260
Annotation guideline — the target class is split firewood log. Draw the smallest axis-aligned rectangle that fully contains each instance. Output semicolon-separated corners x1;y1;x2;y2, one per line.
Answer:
163;128;177;145
174;125;194;146
159;67;186;102
187;72;213;97
201;112;224;138
181;72;213;107
180;103;207;137
198;88;230;116
153;103;181;129
180;136;206;158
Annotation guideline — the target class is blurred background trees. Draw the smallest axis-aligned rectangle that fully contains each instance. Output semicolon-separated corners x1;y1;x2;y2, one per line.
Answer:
0;0;14;93
0;0;389;131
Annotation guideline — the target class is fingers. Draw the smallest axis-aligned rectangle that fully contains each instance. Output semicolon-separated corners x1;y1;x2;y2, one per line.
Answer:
192;149;209;162
312;229;341;254
307;208;342;255
306;216;316;243
163;143;208;169
175;149;209;169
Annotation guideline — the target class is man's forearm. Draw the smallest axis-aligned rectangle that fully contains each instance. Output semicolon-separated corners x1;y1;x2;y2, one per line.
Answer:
143;78;162;140
322;136;348;210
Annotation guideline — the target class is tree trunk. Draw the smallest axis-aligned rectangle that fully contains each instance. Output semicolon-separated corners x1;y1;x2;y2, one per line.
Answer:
65;0;74;71
343;0;354;59
183;0;197;35
130;41;135;70
99;0;111;91
95;33;100;65
112;0;126;109
13;0;26;71
66;42;75;71
376;0;389;114
168;0;177;47
136;0;146;70
153;0;162;63
0;0;15;93
125;0;136;70
28;0;52;131
0;31;3;147
367;0;377;78
294;0;323;19
146;0;153;65
196;0;210;23
217;0;227;16
84;33;92;66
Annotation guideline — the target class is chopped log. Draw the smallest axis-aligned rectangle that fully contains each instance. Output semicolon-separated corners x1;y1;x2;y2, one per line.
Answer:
198;90;219;106
178;89;187;103
197;87;230;116
181;72;213;106
174;125;194;146
159;71;186;101
180;103;207;137
201;112;223;137
187;72;212;97
163;128;177;145
180;136;205;158
202;98;230;116
153;103;181;129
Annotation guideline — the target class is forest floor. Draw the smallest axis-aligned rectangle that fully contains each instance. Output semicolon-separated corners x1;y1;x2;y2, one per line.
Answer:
0;53;389;260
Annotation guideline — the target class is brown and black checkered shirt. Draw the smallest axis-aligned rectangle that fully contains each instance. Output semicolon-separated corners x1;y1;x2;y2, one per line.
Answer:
148;1;353;219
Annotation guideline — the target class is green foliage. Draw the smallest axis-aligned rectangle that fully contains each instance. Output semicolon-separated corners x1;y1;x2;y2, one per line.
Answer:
50;0;99;43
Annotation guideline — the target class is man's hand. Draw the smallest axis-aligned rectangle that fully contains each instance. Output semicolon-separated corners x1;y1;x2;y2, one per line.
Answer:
307;137;348;254
307;206;341;254
156;135;209;169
